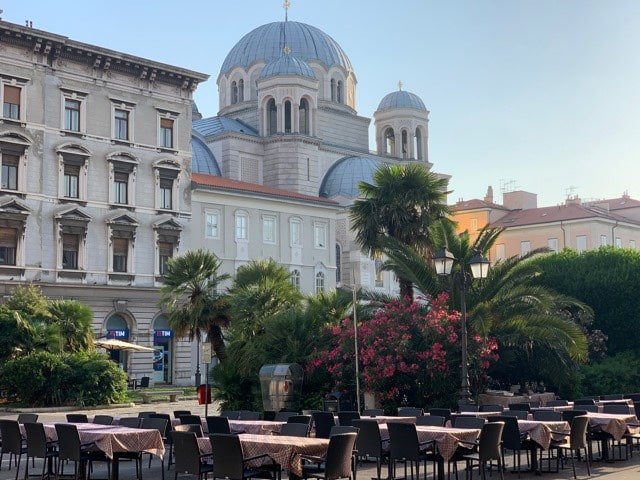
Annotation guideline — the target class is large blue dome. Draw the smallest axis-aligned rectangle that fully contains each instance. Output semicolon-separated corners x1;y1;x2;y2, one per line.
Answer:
259;54;316;79
220;21;352;74
377;90;426;111
320;156;384;199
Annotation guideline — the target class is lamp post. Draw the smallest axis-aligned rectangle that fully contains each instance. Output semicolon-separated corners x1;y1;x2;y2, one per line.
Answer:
352;283;361;413
194;339;201;388
433;248;490;406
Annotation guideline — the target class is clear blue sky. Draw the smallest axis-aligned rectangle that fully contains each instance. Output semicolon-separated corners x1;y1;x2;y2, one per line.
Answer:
4;1;639;207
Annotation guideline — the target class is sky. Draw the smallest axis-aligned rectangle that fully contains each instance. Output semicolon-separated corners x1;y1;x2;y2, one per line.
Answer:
3;1;639;207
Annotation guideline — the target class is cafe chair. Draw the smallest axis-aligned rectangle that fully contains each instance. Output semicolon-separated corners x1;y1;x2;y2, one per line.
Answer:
220;411;240;420
172;431;212;480
508;403;531;413
206;416;244;435
274;411;299;422
387;422;437;480
502;410;528;420
301;432;358;480
600;394;624;400
416;415;445;427
287;415;312;427
138;377;150;389
351;420;389;480
312;412;336;439
24;422;59;480
173;410;192;419
546;400;569;407
478;405;504;413
458;405;480;413
137;411;157;419
361;409;384;417
337;411;361;427
211;433;280;480
140;416;168;479
549;415;591;479
174;424;204;438
456;421;505;480
602;404;631;415
532;410;563;421
65;414;88;424
55;423;111;480
17;413;38;424
428;408;452;424
396;407;424;417
118;417;141;428
277;423;309;437
0;419;27;479
92;415;114;425
179;415;203;426
238;411;261;421
488;416;534;478
451;416;485;430
150;414;175;469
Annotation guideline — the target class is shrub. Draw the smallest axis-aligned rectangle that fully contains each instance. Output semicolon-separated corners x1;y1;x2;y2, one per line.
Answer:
578;350;640;397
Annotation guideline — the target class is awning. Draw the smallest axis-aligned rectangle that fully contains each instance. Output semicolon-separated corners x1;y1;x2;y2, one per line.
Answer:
94;338;155;352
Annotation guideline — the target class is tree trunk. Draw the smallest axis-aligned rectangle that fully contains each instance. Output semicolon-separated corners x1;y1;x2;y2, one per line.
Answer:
399;277;414;301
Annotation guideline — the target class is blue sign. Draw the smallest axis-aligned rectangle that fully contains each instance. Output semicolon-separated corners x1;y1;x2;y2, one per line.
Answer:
107;329;129;338
154;329;174;338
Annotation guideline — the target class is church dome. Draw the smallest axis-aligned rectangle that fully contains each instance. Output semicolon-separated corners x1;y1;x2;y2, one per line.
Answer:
259;54;316;79
191;133;221;176
377;90;426;111
220;21;352;74
320;156;384;199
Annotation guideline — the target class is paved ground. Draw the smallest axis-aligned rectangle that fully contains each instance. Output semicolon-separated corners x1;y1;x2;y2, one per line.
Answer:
1;398;640;479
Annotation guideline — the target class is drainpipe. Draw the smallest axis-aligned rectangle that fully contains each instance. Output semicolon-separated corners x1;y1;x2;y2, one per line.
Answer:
612;221;619;246
560;221;566;249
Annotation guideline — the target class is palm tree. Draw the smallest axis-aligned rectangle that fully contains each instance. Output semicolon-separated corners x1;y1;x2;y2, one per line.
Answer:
350;162;450;299
48;300;94;353
159;249;231;362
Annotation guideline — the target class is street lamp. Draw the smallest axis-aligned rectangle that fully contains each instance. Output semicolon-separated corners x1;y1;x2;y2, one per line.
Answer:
433;247;490;406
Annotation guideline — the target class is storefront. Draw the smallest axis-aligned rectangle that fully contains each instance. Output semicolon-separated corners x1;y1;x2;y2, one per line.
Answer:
152;315;173;384
105;314;130;371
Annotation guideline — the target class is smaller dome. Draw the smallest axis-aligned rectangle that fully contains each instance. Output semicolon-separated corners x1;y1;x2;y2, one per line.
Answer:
191;134;221;176
320;156;385;199
259;54;316;80
377;90;426;111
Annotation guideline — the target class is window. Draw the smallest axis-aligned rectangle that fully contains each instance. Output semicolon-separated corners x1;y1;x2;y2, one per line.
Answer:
401;130;409;159
385;128;395;155
64;163;80;198
576;235;587;252
158;241;172;275
62;233;79;269
64;99;80;131
231;81;238;104
205;211;219;238
263;215;276;244
335;243;342;284
495;243;506;261
520;241;531;256
414;128;423;160
548;238;559;253
267;99;277;135
1;154;18;190
330;79;336;101
0;227;17;265
238;79;244;102
299;98;309;134
112;237;128;272
284;100;292;133
315;271;325;294
337;81;343;103
114;109;129;140
160;118;174;148
314;222;327;248
600;235;608;246
291;269;301;291
235;213;248;240
159;178;173;210
113;172;129;204
630;240;637;249
3;85;21;120
615;237;622;248
469;218;478;232
290;218;302;246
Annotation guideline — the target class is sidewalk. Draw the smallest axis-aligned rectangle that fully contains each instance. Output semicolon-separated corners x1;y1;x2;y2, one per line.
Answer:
1;398;640;479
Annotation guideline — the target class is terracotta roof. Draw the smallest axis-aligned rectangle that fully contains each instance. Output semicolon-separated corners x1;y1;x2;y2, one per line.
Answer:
586;196;640;212
191;173;339;206
491;202;640;228
450;198;508;212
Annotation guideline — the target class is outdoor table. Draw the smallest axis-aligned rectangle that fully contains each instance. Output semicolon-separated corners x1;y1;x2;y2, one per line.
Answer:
354;415;417;424
583;412;640;461
478;392;556;407
228;420;286;435
41;423;164;480
199;433;329;477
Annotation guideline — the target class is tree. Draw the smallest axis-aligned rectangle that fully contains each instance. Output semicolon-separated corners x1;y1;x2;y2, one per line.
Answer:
350;162;450;299
160;249;231;362
48;300;95;353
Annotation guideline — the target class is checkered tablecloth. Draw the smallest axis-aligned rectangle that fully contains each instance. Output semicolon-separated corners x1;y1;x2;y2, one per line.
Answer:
379;424;481;461
585;412;639;441
518;420;570;450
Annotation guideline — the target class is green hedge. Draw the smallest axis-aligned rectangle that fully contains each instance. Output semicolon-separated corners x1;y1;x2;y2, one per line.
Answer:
0;351;128;407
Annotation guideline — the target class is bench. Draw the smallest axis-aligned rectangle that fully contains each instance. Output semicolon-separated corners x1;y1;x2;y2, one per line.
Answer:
140;390;184;404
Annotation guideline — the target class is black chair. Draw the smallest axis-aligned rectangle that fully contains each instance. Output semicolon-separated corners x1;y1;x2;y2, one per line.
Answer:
139;377;150;389
150;414;174;468
488;415;534;477
206;416;244;435
361;409;384;417
173;410;191;419
24;422;59;480
210;433;279;480
602;404;631;415
92;415;114;425
428;408;451;424
277;423;309;437
458;405;479;413
274;411;299;422
137;411;156;419
65;414;88;423
562;410;588;425
600;394;624;400
502;410;528;420
179;415;203;427
532;410;563;421
312;412;336;439
478;404;504;413
17;413;38;424
337;411;360;427
119;417;141;428
0;419;27;480
287;415;312;426
387;422;436;480
416;415;445;427
508;403;531;413
238;411;260;420
545;400;569;407
396;407;423;417
451;416;485;430
174;424;204;438
549;415;591;479
301;433;358;480
573;398;595;406
351;420;389;480
579;405;598;413
330;425;359;436
55;423;111;480
171;431;212;480
457;422;505;480
140;416;168;479
220;411;240;420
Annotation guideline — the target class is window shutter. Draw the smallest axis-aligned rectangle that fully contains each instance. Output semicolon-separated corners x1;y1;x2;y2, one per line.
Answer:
4;86;20;104
0;227;17;246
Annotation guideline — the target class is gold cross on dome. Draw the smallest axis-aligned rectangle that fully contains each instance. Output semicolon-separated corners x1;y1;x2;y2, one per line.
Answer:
283;0;291;20
284;45;291;55
398;80;403;91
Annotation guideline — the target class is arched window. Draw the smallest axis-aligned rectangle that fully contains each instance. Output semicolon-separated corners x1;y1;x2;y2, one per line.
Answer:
299;98;309;134
315;271;325;294
238;79;244;102
385;128;395;155
291;269;301;291
335;243;342;284
330;79;336;101
337;81;343;103
267;99;277;135
231;81;238;104
414;128;423;160
284;100;292;133
402;130;409;159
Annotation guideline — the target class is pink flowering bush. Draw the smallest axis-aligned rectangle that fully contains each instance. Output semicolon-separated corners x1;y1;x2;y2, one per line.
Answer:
307;293;499;410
